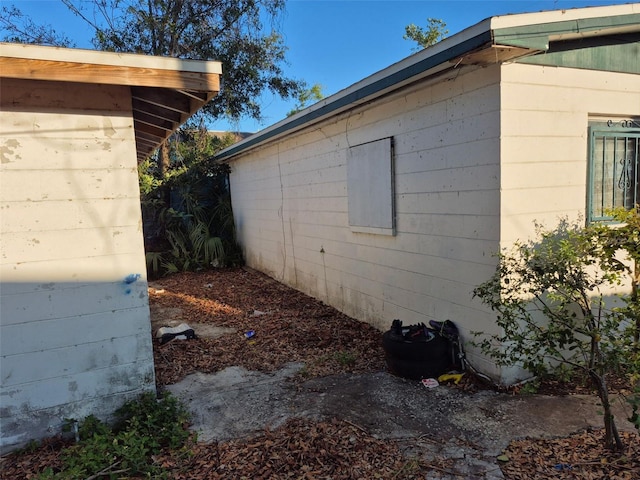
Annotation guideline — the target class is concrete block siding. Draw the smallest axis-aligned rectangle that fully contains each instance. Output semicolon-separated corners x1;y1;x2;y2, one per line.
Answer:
500;63;640;246
0;78;155;451
229;65;504;376
218;5;640;384
228;61;640;383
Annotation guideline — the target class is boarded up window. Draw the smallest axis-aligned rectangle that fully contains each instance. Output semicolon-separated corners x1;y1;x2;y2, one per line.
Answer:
347;137;395;235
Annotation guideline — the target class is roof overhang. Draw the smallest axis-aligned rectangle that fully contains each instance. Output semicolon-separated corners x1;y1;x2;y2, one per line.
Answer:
0;42;222;162
216;3;640;162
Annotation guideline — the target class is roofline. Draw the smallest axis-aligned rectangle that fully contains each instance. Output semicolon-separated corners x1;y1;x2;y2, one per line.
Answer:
216;3;640;162
0;42;222;74
216;19;492;161
0;42;222;161
489;2;640;29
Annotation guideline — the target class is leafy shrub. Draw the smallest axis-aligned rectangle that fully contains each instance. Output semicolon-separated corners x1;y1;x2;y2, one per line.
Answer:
37;392;190;479
141;127;244;278
473;216;638;452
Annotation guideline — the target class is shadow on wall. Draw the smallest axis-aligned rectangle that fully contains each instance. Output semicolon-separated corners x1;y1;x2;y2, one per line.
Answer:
0;277;156;453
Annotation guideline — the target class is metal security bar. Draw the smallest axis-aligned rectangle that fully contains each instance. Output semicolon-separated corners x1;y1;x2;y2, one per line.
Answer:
589;129;640;222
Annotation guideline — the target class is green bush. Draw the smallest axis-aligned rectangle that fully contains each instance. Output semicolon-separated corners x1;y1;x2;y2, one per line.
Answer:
37;392;190;479
141;127;244;278
473;216;638;452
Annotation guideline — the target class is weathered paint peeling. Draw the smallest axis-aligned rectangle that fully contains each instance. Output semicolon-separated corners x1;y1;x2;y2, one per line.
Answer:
0;138;21;163
102;118;117;138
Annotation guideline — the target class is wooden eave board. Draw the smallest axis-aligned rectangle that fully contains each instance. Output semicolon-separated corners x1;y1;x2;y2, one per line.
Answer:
0;42;221;161
0;42;221;80
0;56;220;91
455;45;537;66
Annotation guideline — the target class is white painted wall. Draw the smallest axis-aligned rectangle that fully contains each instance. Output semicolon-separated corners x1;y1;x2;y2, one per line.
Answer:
0;78;155;451
228;62;640;384
496;64;640;382
500;63;640;245
229;65;504;377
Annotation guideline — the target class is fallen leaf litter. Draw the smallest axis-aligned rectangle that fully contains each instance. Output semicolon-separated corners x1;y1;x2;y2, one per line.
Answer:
2;267;638;479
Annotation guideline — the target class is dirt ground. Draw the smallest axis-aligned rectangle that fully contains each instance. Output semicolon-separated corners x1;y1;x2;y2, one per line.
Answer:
3;267;639;479
148;268;639;479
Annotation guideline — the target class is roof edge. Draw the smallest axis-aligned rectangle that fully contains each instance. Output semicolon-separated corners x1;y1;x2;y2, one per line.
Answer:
0;42;222;74
216;20;492;161
215;3;639;162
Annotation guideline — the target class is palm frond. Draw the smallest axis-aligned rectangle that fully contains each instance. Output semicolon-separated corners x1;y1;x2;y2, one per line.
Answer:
145;251;163;276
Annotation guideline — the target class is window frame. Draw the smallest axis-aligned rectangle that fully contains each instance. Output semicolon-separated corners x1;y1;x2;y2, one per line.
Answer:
347;137;395;236
587;120;640;223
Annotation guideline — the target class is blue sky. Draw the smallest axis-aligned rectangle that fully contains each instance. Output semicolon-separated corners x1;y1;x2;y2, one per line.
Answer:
5;0;633;132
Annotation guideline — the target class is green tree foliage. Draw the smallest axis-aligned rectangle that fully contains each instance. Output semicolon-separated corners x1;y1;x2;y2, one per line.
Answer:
0;5;73;46
591;207;640;431
473;217;639;452
60;0;303;122
141;124;243;277
403;18;448;50
286;83;325;117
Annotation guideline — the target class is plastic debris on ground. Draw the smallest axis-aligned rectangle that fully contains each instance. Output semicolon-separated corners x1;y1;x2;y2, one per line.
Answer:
421;378;439;388
156;323;197;345
438;372;465;384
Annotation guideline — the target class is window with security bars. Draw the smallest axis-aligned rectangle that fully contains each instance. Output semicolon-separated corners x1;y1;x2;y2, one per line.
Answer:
588;122;639;222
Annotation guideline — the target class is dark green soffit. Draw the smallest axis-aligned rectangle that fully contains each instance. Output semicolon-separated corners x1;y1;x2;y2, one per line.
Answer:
516;33;640;74
493;13;640;50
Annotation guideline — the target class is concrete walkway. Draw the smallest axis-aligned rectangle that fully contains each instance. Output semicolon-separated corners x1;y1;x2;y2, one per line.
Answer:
166;363;635;479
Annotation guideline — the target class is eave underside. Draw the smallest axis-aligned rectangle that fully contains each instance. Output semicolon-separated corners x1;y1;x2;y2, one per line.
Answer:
0;47;221;162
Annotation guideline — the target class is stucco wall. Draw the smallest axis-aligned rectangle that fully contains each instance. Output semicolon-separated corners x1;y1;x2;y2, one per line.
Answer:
228;65;504;377
0;78;155;452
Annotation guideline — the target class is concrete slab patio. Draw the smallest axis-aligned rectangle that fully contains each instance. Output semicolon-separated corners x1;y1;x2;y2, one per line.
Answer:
166;362;635;479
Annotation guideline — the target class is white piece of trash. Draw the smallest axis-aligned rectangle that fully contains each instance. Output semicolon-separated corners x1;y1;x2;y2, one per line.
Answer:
421;378;439;388
156;323;196;344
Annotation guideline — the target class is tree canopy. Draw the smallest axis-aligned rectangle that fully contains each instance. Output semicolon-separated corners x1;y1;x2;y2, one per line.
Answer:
1;0;305;124
286;83;324;117
403;18;448;50
0;4;74;46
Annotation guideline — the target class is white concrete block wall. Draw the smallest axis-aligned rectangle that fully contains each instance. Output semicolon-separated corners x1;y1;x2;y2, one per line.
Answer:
229;65;504;377
480;64;640;383
500;64;640;246
0;78;155;451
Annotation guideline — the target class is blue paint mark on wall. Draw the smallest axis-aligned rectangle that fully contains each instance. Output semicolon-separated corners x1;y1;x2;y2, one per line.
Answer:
124;274;141;284
123;274;141;294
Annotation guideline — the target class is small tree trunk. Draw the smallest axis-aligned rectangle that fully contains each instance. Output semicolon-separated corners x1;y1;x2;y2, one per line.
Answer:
159;142;170;177
632;262;639;349
159;142;172;207
589;369;624;452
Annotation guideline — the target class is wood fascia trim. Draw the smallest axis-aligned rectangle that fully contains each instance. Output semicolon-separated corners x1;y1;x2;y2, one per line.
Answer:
0;56;220;91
